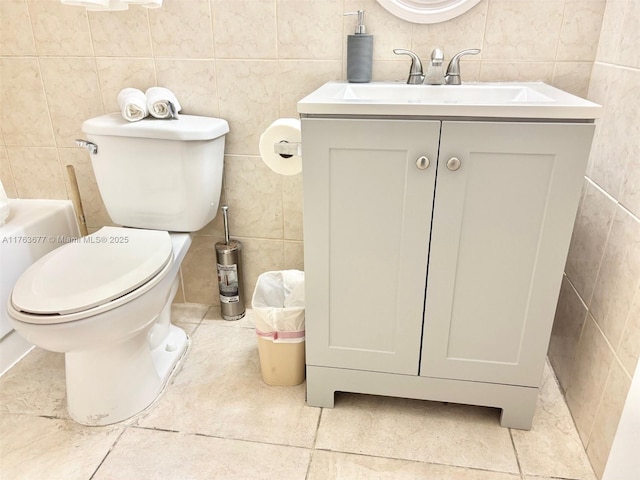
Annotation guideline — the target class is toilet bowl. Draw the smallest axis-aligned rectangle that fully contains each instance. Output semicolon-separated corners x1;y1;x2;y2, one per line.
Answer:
7;113;228;425
8;227;191;425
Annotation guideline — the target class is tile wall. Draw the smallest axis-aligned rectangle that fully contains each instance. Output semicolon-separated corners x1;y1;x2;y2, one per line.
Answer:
1;0;637;477
548;0;640;477
0;0;604;304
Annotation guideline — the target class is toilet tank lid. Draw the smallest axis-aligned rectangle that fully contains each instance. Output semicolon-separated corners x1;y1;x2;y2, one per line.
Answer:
82;113;229;141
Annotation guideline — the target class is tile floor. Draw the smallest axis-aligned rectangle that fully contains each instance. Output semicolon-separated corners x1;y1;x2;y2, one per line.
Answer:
0;304;597;480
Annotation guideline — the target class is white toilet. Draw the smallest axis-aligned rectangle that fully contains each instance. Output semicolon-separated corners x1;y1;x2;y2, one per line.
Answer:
7;113;229;426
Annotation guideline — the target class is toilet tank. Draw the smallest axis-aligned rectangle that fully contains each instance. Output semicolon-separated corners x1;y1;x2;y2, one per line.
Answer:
82;113;229;232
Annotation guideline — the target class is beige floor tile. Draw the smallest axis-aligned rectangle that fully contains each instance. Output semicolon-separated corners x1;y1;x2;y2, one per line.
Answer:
315;393;519;474
308;450;520;480
203;305;256;329
0;347;67;418
0;307;597;480
171;303;210;329
93;427;310;480
138;323;321;447
522;477;565;480
0;414;122;480
511;362;597;480
0;306;208;420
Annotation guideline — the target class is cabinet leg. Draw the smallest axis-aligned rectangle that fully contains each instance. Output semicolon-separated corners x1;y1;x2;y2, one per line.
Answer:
305;366;335;408
499;387;539;430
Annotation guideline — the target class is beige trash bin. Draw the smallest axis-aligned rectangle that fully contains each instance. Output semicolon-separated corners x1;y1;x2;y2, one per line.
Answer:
256;336;305;386
252;270;305;386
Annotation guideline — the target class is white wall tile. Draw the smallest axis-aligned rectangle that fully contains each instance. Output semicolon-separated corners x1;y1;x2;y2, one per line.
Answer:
155;59;219;117
95;57;156;113
0;0;36;56
216;60;279;155
40;57;104;148
27;0;93;56
88;7;153;57
212;0;277;59
564;180;617;303
0;57;55;147
590;207;640;349
148;0;214;58
277;0;343;60
483;0;564;61
586;360;632;478
6;147;67;199
557;0;606;62
565;315;614;445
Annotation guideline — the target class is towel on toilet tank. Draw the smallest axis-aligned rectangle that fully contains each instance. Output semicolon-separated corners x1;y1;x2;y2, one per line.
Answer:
117;88;149;122
146;87;181;119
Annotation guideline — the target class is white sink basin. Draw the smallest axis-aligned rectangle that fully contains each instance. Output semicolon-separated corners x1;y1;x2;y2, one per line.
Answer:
297;81;601;119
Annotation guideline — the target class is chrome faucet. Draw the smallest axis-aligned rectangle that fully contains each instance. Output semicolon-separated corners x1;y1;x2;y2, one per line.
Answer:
395;47;481;85
445;48;481;85
424;48;445;85
393;49;424;84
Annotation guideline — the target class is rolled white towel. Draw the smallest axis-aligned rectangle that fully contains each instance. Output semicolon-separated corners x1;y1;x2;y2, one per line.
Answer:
146;87;182;119
117;88;149;122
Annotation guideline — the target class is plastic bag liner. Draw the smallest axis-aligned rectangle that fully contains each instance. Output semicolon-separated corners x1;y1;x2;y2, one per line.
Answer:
251;270;305;344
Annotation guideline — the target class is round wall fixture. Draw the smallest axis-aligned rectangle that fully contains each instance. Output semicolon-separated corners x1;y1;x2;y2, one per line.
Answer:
376;0;482;24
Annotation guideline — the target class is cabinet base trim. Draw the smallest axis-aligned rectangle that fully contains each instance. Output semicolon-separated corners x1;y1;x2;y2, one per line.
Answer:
306;365;538;430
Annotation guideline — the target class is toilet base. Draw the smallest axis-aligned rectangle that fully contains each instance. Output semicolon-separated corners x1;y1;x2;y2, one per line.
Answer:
65;323;188;426
151;323;189;383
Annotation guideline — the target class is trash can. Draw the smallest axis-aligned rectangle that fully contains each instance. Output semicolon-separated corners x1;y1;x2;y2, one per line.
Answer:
251;270;305;386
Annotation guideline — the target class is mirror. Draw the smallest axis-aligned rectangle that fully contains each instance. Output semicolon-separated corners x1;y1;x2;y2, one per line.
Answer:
376;0;482;24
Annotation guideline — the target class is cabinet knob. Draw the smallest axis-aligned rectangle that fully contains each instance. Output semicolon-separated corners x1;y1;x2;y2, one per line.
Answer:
416;155;430;170
446;157;461;171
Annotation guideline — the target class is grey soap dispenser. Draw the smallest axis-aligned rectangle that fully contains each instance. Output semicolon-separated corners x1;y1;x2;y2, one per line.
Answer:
344;10;373;83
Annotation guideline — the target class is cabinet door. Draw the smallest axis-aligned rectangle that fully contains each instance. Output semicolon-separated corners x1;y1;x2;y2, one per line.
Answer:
421;121;594;386
303;118;440;375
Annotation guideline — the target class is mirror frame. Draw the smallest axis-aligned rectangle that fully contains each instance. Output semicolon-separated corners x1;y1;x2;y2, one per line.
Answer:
376;0;482;24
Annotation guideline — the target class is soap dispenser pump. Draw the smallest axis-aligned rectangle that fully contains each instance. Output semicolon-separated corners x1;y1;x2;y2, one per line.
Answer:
344;10;373;83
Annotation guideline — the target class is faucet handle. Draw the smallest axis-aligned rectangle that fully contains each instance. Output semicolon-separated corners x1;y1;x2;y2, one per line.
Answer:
393;49;425;85
445;48;480;85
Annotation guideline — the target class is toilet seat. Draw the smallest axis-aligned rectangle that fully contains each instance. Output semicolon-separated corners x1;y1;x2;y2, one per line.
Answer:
11;226;173;324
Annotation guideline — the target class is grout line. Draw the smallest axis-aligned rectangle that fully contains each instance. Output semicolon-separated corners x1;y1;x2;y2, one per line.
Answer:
88;427;127;480
552;0;567;65
583;176;640;223
132;424;315;453
577;178;617;310
508;427;525;479
132;420;525;480
311;407;324;449
305;424;318;480
144;7;157;86
132;424;182;434
309;446;526;478
562;273;589;312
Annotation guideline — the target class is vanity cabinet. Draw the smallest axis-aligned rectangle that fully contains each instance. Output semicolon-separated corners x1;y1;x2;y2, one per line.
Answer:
302;119;440;376
301;116;594;429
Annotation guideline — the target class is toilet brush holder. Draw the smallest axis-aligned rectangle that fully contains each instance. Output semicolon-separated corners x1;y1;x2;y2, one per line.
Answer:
215;206;246;321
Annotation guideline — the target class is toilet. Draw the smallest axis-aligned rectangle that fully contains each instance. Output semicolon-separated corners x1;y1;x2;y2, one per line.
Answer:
7;113;229;426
